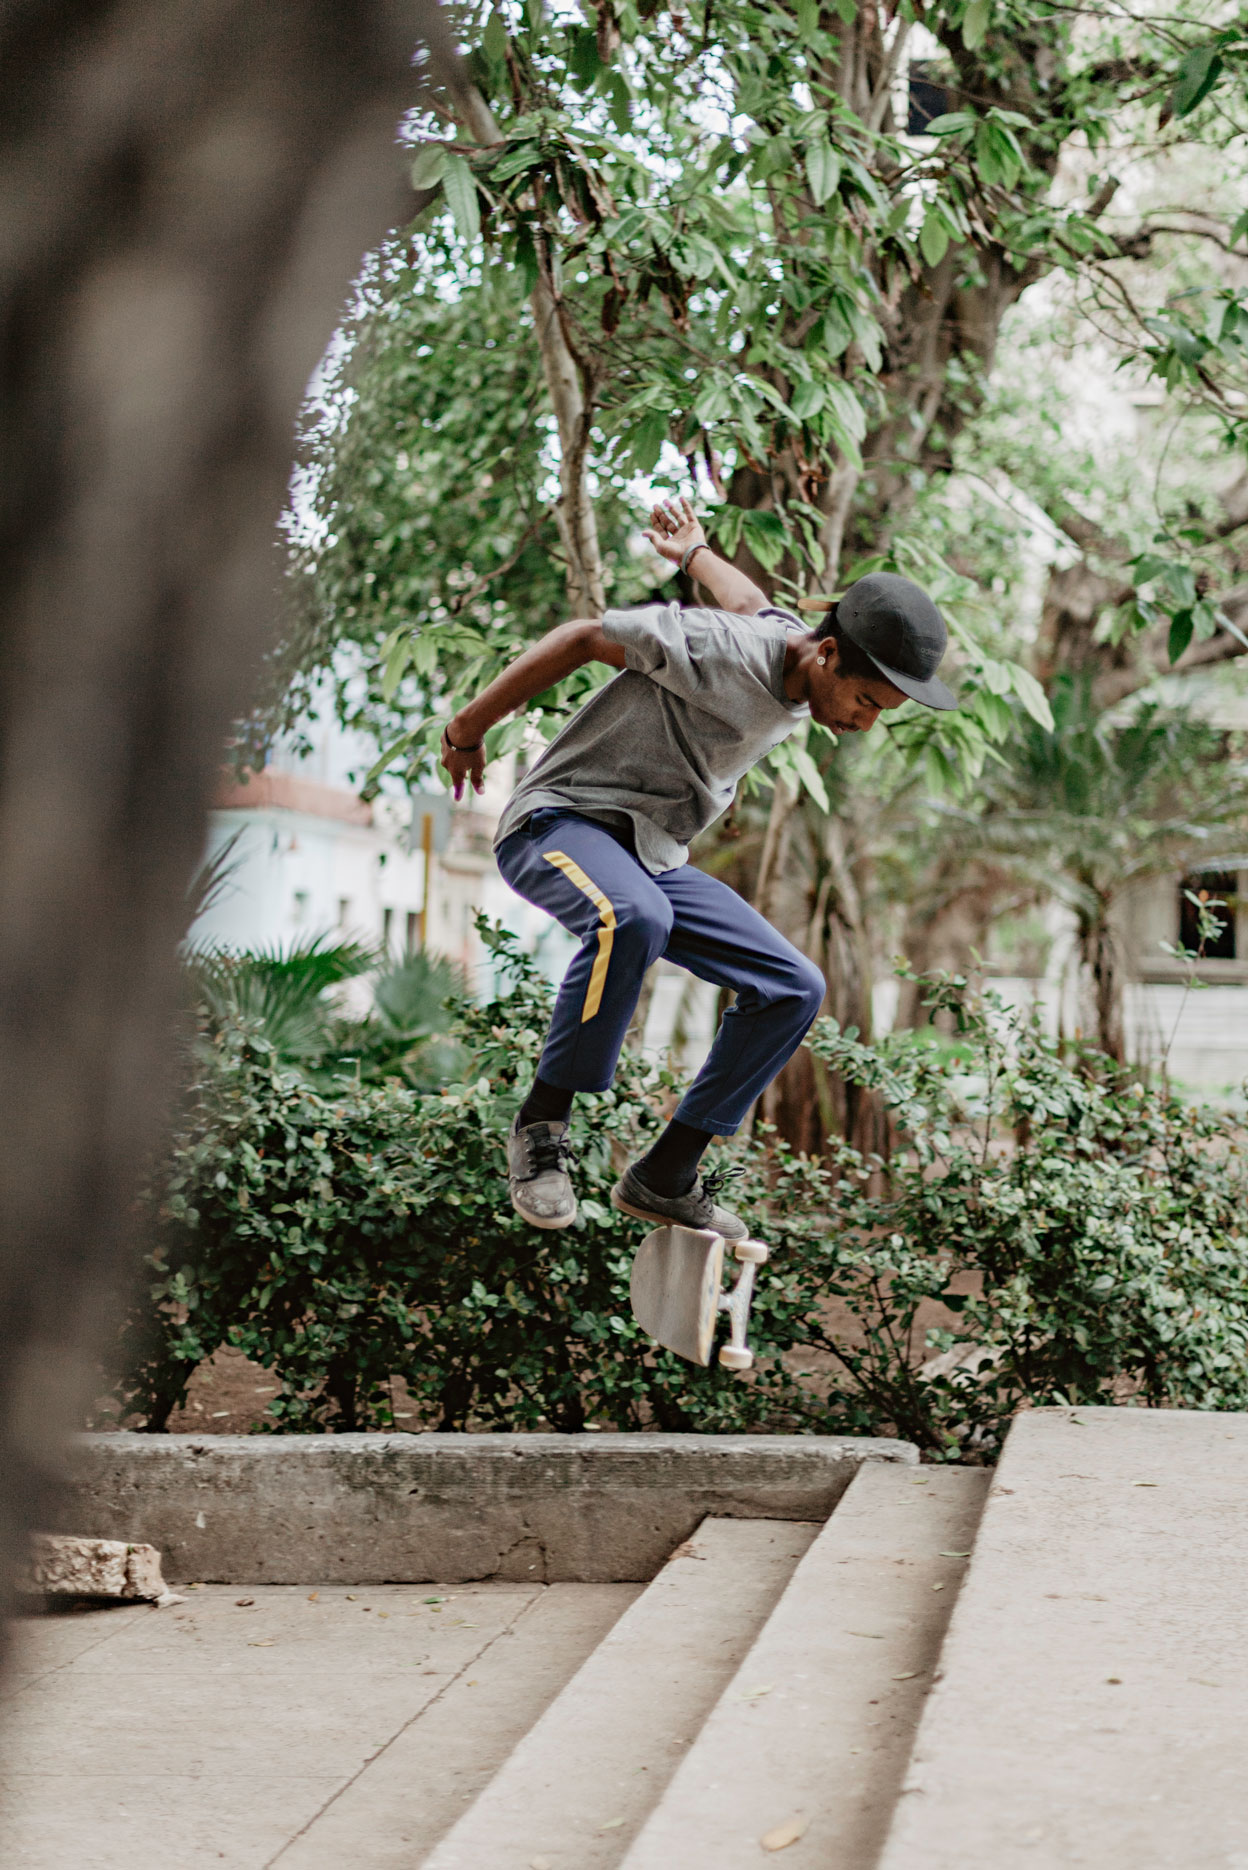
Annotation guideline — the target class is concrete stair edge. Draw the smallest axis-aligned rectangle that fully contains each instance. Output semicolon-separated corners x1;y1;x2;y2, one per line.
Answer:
619;1462;992;1870
875;1407;1248;1870
419;1514;821;1870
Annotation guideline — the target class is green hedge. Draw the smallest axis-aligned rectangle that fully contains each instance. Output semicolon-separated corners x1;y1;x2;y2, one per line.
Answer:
117;930;1248;1454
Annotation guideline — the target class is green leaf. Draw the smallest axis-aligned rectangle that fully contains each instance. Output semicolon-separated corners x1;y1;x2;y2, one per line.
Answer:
922;111;976;138
694;379;733;423
1131;552;1175;588
976;121;1022;190
791;378;825;420
788;740;830;813
409;145;447;191
919;207;950;268
924;744;957;796
742;508;788;572
795;0;820;42
754;134;793;179
381;630;413;703
1168;608;1195;663
1171;43;1223;119
443;153;482;243
483;9;508;63
491;139;542;183
363;730;419;793
1191;597;1221;641
606;71;632;135
565;23;601;85
629;409;668;474
1009;666;1054;732
807;139;841;207
820;300;854;360
962;0;990;50
823;378;866;444
1231;209;1248;248
709;505;746;557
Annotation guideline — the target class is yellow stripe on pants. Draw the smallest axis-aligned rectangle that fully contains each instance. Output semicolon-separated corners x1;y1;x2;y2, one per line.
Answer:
543;850;617;1022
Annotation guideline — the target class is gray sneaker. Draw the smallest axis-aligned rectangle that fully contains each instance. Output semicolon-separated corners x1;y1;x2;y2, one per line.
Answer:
507;1117;577;1229
610;1162;747;1241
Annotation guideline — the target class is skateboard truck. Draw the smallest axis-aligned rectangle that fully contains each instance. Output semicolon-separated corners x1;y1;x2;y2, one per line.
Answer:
717;1237;769;1371
629;1225;770;1371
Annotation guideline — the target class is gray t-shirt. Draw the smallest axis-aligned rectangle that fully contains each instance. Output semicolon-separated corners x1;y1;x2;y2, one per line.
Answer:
493;602;808;874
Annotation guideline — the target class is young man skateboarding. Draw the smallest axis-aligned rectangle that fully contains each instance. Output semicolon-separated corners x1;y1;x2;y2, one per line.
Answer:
440;497;956;1240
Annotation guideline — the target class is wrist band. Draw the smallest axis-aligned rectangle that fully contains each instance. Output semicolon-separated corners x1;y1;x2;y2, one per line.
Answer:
442;725;483;754
680;541;710;577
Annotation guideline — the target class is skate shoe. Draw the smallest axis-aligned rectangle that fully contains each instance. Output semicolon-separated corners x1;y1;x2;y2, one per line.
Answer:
610;1162;747;1241
507;1116;577;1229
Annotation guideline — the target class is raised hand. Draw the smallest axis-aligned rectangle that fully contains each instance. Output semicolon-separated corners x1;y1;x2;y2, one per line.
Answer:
644;494;707;566
440;725;486;801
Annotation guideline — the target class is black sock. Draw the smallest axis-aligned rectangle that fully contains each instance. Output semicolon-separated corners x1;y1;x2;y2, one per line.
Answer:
636;1118;714;1197
517;1076;574;1129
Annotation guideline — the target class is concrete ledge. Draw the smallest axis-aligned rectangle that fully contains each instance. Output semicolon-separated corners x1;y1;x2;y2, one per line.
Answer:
53;1432;917;1584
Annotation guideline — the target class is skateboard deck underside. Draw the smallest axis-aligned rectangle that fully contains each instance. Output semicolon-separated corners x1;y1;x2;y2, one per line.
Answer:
629;1225;724;1365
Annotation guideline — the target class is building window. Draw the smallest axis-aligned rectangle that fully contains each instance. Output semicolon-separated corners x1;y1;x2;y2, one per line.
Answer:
292;890;309;925
337;896;352;931
1179;872;1237;961
382;906;393;953
406;910;419;955
907;62;956;134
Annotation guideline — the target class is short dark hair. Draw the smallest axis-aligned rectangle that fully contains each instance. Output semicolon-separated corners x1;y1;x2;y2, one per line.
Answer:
813;606;882;683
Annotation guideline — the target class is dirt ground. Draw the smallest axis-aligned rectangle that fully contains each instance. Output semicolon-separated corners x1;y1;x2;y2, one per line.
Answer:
88;1346;285;1435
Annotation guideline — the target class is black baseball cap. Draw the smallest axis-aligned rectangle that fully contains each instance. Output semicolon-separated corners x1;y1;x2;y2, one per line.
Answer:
837;572;957;711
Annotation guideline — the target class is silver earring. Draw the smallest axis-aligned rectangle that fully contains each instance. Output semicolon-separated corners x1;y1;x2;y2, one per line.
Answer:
817;655;826;666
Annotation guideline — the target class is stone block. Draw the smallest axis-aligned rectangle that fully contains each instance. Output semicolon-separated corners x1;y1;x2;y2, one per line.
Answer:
25;1533;175;1602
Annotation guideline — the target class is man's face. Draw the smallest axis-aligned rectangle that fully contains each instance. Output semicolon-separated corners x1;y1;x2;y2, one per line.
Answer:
808;641;908;734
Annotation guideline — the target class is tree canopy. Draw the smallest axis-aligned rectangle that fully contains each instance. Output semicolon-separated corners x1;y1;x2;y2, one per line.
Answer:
266;0;1248;1122
276;0;1248;790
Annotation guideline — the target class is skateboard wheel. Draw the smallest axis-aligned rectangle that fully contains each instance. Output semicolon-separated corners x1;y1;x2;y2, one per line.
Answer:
733;1240;769;1264
718;1345;754;1372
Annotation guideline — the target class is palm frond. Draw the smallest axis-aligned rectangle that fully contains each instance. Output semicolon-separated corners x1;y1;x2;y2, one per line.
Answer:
188;933;377;1061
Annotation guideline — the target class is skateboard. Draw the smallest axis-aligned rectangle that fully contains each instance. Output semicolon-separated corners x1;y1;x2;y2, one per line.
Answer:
629;1224;769;1371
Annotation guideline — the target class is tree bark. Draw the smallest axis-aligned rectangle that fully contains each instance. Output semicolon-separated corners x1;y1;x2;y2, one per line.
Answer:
426;59;606;615
0;0;422;1638
531;268;607;617
1081;909;1126;1062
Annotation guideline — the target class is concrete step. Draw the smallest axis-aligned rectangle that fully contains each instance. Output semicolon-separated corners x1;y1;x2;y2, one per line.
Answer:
419;1516;819;1870
619;1463;990;1870
878;1407;1248;1869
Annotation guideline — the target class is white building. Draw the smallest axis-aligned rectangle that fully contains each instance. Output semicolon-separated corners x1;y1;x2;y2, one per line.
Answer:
190;709;556;997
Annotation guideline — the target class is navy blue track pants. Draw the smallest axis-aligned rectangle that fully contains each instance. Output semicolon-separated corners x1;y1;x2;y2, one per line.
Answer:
496;809;825;1135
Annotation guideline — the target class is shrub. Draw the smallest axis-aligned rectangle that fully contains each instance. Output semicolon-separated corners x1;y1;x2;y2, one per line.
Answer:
117;933;1248;1453
120;929;820;1434
802;970;1248;1450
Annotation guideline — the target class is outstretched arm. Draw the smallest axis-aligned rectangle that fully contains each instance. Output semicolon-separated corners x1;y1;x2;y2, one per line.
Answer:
646;496;768;616
440;619;625;799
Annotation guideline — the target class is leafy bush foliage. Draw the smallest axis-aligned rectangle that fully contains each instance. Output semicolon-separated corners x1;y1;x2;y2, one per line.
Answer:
119;932;1248;1453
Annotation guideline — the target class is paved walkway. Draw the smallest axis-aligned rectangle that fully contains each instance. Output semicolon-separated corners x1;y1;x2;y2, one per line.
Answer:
0;1582;638;1868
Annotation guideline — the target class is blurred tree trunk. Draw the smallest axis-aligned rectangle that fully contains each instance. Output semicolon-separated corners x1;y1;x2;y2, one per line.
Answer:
0;0;421;1636
1081;908;1126;1064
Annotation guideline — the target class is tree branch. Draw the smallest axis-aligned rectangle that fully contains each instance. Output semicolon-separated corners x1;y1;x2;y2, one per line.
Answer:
418;28;605;614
